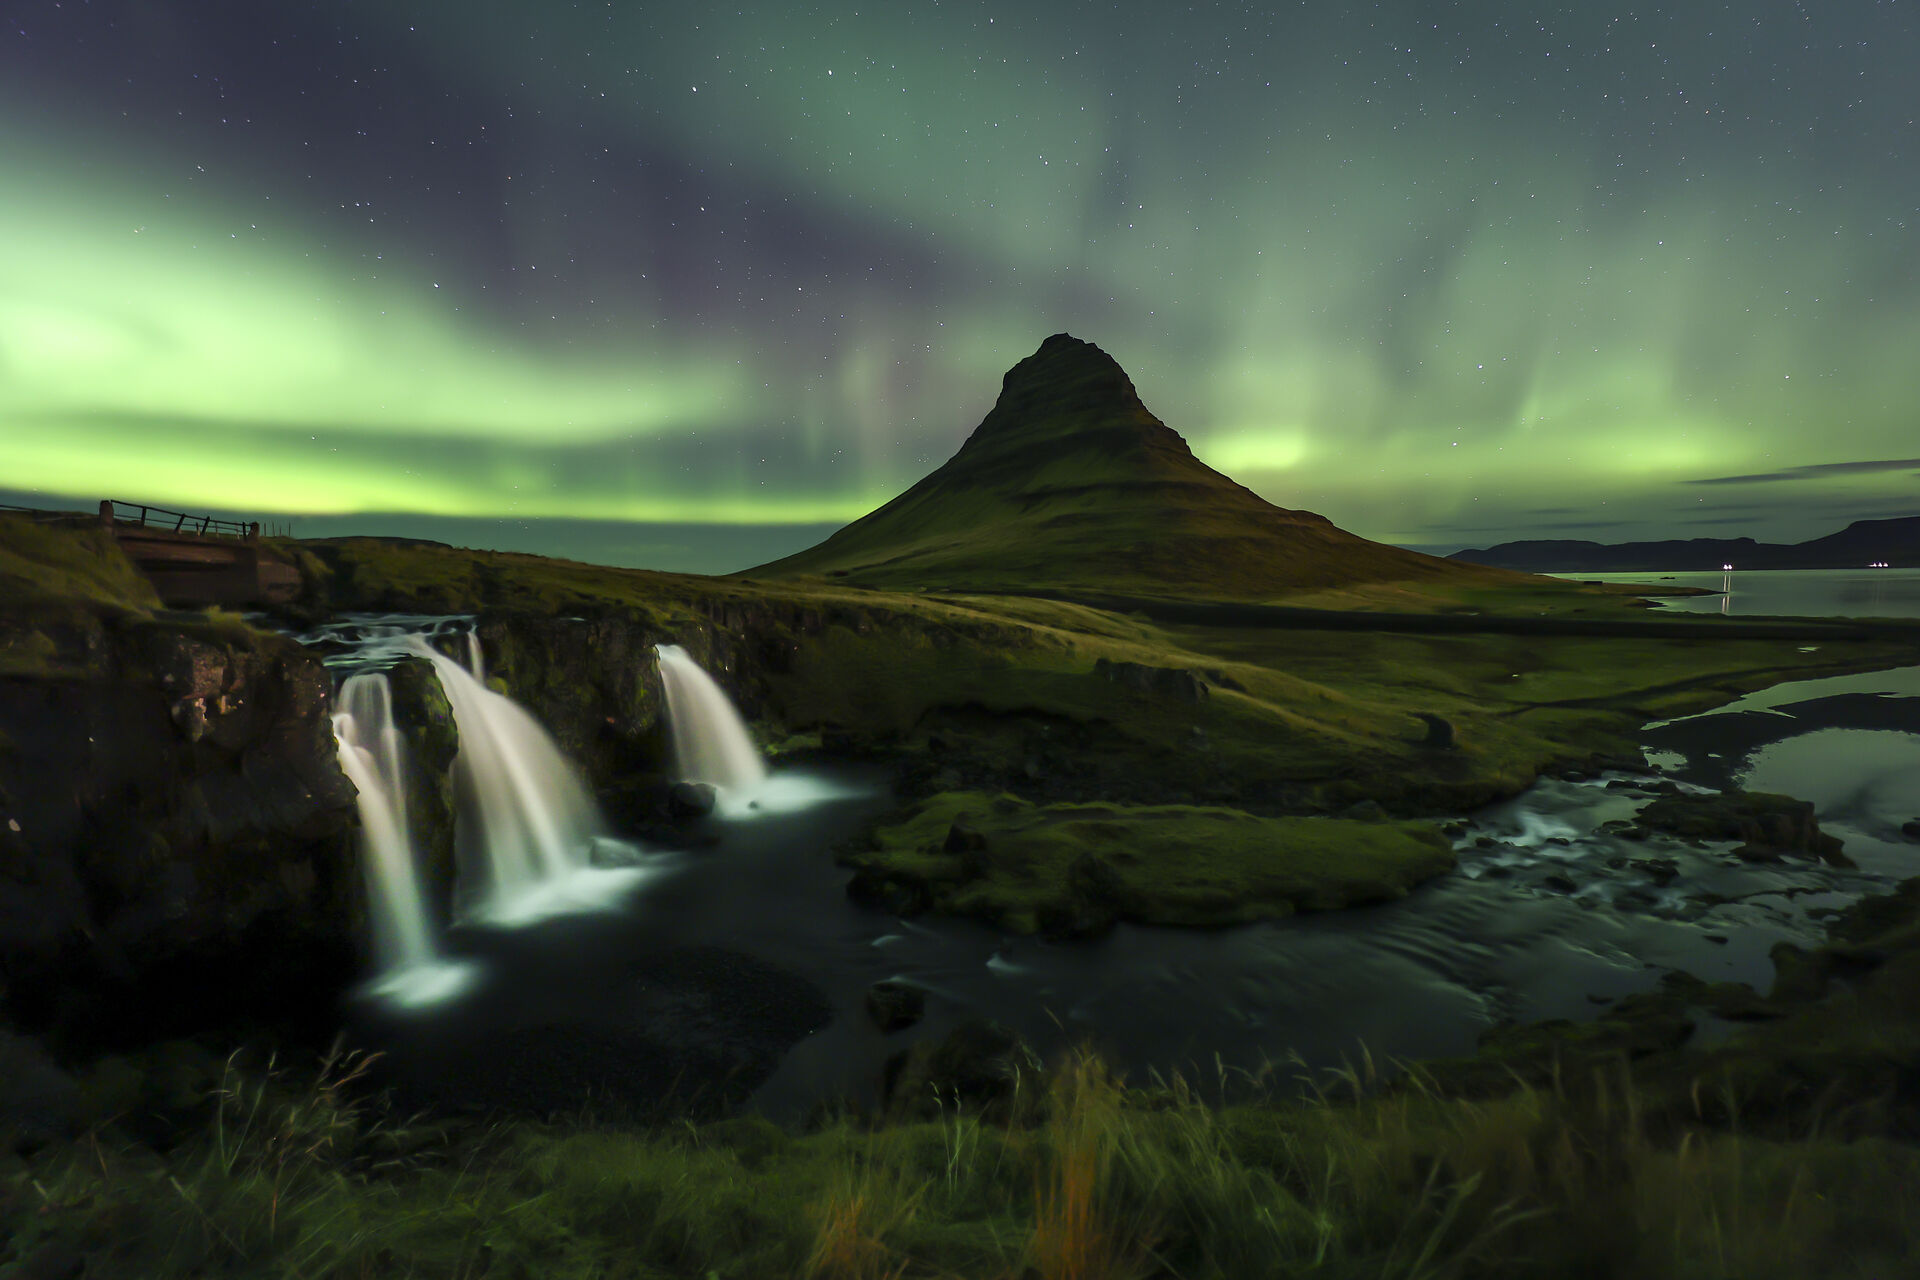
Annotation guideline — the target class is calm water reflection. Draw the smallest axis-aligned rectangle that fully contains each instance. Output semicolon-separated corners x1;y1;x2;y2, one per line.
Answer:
1562;567;1920;618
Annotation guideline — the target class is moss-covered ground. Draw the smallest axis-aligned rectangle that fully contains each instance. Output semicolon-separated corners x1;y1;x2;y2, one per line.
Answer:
849;792;1455;933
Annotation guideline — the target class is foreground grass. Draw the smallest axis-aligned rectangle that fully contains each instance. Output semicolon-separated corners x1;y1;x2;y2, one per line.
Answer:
7;1035;1918;1280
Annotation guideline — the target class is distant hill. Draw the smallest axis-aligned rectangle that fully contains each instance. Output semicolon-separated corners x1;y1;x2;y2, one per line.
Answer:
1450;517;1920;572
747;334;1529;600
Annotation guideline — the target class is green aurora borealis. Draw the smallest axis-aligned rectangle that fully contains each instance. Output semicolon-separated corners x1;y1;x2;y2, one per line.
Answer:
3;2;1916;571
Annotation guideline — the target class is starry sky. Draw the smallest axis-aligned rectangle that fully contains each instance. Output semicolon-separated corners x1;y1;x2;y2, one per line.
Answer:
3;1;1916;572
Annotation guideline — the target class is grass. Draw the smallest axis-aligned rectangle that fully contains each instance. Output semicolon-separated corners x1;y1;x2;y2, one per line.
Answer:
11;1024;1920;1280
848;791;1456;932
0;511;160;617
17;872;1920;1279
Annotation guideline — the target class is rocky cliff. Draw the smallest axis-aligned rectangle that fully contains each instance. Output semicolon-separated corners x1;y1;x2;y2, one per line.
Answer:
0;610;360;1047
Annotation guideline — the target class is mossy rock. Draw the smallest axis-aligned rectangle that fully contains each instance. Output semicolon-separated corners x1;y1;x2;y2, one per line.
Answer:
1638;789;1850;865
845;791;1456;933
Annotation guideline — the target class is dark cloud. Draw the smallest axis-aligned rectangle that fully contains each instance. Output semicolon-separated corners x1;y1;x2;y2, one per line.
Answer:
1687;459;1920;486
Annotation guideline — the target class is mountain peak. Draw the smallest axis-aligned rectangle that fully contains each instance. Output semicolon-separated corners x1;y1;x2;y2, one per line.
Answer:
957;333;1178;464
748;334;1517;599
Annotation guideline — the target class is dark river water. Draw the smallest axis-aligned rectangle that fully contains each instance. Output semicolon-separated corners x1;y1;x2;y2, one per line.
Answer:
323;616;1920;1121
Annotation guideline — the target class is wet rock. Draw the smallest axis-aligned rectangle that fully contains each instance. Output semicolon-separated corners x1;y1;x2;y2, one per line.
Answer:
0;1029;79;1152
1342;798;1389;822
1661;970;1787;1021
669;781;718;817
1540;871;1579;894
1767;942;1831;1003
1902;818;1920;841
845;866;931;917
1630;856;1681;886
1636;789;1851;866
1092;657;1209;702
1414;712;1454;750
880;1019;1042;1122
865;979;926;1032
820;727;866;755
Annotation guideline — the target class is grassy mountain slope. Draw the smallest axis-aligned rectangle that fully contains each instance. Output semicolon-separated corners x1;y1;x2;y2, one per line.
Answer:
748;334;1538;601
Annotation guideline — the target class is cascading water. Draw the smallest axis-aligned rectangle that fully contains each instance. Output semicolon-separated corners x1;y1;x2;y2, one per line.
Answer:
409;635;641;921
655;644;769;807
331;672;473;1006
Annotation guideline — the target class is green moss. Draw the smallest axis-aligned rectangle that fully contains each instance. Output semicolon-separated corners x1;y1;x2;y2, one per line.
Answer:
0;512;160;615
848;791;1456;932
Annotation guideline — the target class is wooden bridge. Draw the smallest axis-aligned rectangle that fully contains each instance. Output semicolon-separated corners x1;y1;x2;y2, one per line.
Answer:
4;500;303;607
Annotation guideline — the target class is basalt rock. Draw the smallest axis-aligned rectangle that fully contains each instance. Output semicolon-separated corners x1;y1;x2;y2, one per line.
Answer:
865;979;926;1033
0;618;359;1047
1636;789;1851;866
474;612;671;788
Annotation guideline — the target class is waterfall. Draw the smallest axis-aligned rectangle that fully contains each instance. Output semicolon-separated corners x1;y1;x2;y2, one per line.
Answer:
655;644;769;802
409;635;638;920
332;673;472;1006
466;630;486;682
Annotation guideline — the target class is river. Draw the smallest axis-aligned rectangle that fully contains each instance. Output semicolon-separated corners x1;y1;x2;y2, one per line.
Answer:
320;607;1920;1121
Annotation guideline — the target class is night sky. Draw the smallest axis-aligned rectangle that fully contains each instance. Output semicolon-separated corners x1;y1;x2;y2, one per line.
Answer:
4;1;1916;573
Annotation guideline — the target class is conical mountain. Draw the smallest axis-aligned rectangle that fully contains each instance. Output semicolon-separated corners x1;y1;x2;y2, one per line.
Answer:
749;334;1524;599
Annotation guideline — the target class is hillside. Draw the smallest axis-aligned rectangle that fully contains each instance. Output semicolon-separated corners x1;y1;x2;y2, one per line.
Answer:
748;334;1534;601
1451;515;1920;572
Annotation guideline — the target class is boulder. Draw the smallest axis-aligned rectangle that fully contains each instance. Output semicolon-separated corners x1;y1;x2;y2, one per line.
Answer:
669;781;718;817
1092;657;1209;702
1636;789;1850;866
865;979;926;1032
880;1019;1042;1122
0;1029;80;1152
1414;712;1455;750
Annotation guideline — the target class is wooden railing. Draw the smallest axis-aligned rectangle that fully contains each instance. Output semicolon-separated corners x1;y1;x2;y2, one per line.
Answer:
103;500;256;540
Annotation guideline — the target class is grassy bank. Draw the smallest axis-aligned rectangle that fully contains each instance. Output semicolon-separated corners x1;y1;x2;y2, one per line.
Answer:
848;792;1456;932
8;1024;1918;1280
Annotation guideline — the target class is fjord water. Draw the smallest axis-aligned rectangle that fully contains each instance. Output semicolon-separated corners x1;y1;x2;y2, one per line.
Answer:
1564;567;1920;618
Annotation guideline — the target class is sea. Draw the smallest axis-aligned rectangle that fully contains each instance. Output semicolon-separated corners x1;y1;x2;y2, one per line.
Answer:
1558;566;1920;620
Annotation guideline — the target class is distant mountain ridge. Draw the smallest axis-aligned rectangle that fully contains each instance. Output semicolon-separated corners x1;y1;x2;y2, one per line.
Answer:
748;334;1528;599
1450;516;1920;572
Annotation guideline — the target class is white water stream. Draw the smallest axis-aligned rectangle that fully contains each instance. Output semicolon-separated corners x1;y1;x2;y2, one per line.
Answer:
331;672;474;1006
